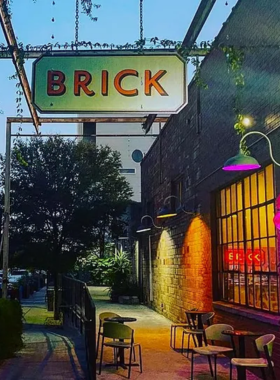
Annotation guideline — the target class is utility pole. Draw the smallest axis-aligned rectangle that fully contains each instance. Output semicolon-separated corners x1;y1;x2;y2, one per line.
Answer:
2;120;11;298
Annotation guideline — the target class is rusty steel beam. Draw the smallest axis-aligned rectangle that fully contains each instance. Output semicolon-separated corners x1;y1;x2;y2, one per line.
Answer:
11;134;159;137
7;116;168;124
182;0;216;49
0;48;209;59
144;0;215;133
0;1;40;132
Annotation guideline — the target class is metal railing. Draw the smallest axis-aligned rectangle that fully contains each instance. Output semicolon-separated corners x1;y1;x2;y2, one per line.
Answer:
61;275;96;380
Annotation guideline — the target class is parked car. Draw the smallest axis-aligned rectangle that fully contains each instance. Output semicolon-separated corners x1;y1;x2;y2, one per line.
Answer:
8;269;31;284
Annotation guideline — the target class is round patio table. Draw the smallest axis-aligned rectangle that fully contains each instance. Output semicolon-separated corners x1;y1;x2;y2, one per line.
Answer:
222;329;264;380
104;316;137;323
104;316;137;368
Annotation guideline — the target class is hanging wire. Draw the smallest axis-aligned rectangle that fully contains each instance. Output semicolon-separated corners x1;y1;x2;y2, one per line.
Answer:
139;0;144;50
75;0;79;47
140;0;143;40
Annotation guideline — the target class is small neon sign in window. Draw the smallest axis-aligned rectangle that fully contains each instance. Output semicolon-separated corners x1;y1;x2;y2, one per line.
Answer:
225;248;264;265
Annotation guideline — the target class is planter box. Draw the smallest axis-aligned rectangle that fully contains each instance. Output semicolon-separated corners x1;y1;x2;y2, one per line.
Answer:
118;296;139;305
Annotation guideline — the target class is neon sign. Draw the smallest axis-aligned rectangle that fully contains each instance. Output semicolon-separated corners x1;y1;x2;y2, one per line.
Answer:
225;248;264;265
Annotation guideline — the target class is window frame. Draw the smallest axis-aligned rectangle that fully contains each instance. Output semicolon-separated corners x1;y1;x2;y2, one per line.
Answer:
216;164;279;314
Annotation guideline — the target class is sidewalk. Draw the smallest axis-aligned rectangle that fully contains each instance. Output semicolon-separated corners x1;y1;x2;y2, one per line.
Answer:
0;287;88;380
91;286;261;380
0;286;262;380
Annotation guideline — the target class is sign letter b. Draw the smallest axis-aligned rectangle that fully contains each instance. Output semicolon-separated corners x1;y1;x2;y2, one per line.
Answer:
47;70;66;96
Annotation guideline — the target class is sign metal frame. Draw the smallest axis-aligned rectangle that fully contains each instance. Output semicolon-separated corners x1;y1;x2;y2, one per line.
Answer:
32;50;187;115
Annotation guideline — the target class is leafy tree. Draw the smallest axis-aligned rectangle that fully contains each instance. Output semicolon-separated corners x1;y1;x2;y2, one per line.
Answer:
0;137;132;317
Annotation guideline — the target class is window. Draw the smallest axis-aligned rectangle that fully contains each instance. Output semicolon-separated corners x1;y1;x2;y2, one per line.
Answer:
120;168;136;174
216;164;279;313
171;176;183;211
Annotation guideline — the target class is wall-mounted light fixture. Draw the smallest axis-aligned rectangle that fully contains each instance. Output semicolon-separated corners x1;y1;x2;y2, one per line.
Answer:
223;131;280;230
136;215;162;233
223;131;280;171
157;195;195;219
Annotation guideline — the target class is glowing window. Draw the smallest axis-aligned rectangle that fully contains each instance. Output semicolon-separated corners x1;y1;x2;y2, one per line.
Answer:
216;164;278;313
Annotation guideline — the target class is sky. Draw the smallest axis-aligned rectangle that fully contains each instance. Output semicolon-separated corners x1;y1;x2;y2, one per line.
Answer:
0;0;238;154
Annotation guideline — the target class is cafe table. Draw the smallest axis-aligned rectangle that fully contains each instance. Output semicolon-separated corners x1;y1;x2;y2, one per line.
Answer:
104;316;137;368
104;316;137;324
185;310;212;346
222;329;263;380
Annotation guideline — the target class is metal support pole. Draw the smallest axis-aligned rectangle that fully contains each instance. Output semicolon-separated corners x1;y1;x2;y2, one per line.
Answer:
2;121;11;298
148;235;153;302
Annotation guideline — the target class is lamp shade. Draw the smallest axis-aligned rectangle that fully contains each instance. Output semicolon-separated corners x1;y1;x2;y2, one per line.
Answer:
157;205;177;219
223;150;261;171
136;223;152;233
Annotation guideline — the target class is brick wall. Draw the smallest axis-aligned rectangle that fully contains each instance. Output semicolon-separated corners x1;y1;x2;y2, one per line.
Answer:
140;0;280;374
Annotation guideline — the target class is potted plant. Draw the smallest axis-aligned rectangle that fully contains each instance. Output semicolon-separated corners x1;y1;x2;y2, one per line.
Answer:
107;249;131;302
107;249;141;304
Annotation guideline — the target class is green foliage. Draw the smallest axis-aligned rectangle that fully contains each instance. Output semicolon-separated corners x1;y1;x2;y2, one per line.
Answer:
106;249;136;301
221;45;245;87
220;45;251;151
234;114;250;155
32;1;101;21
77;248;140;300
177;41;212;89
0;137;133;273
0;299;23;359
81;0;101;21
75;244;115;285
190;57;208;89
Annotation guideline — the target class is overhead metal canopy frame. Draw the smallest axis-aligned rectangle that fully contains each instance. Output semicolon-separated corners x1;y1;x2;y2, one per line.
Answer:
0;0;214;132
0;0;215;298
143;0;216;133
0;0;40;131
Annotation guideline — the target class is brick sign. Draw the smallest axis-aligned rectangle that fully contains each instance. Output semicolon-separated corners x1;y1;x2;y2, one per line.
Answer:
225;248;264;265
32;52;187;114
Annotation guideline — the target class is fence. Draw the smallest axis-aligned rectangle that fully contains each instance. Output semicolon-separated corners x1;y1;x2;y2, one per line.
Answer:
61;275;96;380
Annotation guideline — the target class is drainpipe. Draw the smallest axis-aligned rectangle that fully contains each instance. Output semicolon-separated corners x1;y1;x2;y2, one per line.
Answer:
149;235;153;302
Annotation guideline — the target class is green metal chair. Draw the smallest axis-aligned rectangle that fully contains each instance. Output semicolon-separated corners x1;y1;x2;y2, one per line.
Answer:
96;312;120;359
98;321;143;379
191;324;234;380
230;334;276;380
182;312;215;357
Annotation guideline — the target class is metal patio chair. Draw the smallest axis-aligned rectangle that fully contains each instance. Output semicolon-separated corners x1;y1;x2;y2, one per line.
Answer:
98;321;143;379
96;312;120;359
170;308;198;349
230;334;276;380
181;311;215;357
191;323;234;380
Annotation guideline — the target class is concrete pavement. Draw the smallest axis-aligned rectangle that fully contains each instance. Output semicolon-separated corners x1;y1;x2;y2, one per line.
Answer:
0;287;88;380
90;286;261;380
0;285;262;380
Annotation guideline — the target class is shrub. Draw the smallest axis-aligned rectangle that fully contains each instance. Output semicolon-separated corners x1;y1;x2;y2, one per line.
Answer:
0;299;23;359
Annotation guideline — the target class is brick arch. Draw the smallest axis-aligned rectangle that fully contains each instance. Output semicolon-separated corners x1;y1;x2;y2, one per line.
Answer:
182;216;212;311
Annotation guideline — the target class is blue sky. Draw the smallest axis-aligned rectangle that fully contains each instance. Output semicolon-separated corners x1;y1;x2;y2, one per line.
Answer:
0;0;238;153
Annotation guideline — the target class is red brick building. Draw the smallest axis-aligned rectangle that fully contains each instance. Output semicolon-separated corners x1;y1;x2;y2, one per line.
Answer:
139;0;280;374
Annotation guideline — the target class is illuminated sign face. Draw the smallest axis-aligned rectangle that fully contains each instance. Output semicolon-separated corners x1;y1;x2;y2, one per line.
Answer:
225;248;264;265
32;53;187;114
